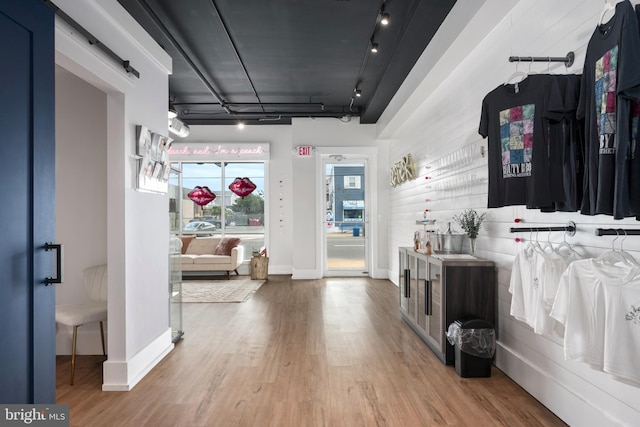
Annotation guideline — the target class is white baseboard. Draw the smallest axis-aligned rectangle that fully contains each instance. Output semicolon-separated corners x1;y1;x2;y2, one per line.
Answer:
387;270;399;286
291;268;388;280
291;269;322;280
102;328;173;391
267;264;292;275
495;342;621;427
370;268;388;279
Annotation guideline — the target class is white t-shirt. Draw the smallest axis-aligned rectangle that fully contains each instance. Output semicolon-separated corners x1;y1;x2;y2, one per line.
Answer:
551;258;640;382
533;248;581;336
510;244;577;335
542;248;581;306
602;278;640;385
509;246;539;327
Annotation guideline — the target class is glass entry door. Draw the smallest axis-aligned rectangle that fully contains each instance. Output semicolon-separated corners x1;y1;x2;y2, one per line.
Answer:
323;158;367;275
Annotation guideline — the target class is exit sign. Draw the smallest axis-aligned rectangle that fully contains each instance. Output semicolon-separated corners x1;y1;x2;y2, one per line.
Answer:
296;145;313;157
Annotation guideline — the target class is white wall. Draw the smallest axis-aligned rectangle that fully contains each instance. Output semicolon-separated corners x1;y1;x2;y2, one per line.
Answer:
291;118;380;278
54;0;173;390
183;118;385;279
55;66;108;355
381;0;640;425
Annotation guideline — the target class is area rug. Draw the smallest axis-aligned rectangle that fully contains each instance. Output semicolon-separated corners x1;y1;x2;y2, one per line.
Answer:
181;278;265;303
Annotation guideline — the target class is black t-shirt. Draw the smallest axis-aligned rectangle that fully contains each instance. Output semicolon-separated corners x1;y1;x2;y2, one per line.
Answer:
630;4;640;218
480;74;559;209
577;0;640;219
545;74;584;212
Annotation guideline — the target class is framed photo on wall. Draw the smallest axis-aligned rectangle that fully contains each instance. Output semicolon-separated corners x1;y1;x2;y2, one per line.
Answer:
135;125;172;193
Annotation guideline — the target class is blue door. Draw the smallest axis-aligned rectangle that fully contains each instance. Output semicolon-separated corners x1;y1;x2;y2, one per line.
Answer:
0;0;56;403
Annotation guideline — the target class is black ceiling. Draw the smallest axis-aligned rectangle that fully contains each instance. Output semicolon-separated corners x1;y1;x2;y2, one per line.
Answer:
117;0;457;125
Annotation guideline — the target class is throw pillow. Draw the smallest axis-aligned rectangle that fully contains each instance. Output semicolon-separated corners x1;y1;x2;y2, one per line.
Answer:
180;236;195;254
213;237;241;256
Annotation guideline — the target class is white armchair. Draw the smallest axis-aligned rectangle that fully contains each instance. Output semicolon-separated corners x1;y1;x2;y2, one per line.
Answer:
55;264;108;385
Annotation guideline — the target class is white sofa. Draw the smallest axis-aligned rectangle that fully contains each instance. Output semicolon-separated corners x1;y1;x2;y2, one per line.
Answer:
181;236;244;279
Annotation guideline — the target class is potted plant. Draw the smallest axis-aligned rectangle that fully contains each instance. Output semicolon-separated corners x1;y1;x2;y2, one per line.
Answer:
453;209;486;254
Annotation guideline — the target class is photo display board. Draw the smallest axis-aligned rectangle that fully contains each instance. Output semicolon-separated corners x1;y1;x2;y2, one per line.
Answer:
136;125;173;194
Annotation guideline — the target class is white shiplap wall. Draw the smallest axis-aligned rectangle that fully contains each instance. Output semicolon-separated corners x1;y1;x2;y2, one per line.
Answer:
384;0;640;425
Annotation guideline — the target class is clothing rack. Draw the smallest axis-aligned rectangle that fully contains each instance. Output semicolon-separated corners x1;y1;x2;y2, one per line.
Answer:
595;228;640;236
508;51;575;68
509;221;576;237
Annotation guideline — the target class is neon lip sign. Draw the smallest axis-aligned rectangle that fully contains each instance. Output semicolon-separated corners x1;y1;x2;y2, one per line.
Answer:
167;144;266;156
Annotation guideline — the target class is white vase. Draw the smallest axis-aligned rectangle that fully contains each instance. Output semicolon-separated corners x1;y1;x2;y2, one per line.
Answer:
469;237;477;255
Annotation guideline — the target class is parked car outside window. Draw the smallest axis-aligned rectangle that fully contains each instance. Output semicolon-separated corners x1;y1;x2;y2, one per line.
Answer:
189;216;223;228
182;221;216;234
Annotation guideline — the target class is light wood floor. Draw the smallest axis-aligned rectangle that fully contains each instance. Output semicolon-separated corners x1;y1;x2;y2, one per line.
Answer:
56;276;567;427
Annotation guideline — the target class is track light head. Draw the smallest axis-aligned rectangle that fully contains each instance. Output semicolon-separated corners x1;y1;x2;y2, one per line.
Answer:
380;12;390;26
371;42;379;53
168;101;178;119
169;117;190;138
354;89;362;97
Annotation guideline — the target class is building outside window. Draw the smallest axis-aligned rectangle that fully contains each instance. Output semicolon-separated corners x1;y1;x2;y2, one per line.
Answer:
330;166;364;232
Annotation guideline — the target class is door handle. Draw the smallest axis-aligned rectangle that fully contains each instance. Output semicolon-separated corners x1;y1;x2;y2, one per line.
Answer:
44;243;64;285
403;269;407;297
404;269;410;298
425;279;432;315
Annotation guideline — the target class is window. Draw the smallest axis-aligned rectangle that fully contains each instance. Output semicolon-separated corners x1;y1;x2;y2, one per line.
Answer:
344;175;361;189
342;200;364;222
174;162;265;261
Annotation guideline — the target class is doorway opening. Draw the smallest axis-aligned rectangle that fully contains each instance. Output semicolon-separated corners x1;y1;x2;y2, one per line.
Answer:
323;156;368;276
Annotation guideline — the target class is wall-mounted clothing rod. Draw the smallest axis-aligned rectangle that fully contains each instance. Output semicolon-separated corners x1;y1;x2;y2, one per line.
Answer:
595;228;640;236
510;221;576;236
508;51;575;67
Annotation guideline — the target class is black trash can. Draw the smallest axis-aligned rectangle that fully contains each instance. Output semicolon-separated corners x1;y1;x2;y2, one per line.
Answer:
446;317;495;378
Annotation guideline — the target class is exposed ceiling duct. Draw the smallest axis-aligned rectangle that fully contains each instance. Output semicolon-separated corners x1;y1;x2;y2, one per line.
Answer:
117;0;457;125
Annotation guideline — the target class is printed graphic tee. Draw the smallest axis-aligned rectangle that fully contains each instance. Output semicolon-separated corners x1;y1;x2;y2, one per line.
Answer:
630;4;640;217
577;0;640;218
602;280;640;385
551;258;640;385
480;74;560;208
